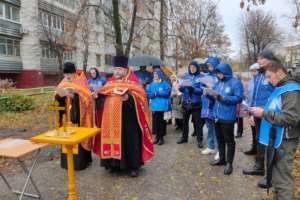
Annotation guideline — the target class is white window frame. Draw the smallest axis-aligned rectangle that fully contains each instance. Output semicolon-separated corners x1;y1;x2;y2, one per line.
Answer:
0;2;20;24
0;36;21;57
40;11;64;31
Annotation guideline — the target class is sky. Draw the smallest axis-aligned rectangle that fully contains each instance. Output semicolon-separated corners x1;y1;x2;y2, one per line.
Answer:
217;0;296;58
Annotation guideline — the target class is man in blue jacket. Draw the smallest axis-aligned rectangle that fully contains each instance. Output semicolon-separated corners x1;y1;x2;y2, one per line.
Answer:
207;63;243;175
243;50;278;188
177;61;205;148
134;66;153;88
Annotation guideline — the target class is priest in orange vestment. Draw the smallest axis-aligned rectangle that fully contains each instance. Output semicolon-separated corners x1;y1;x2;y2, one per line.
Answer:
96;56;154;177
55;62;94;170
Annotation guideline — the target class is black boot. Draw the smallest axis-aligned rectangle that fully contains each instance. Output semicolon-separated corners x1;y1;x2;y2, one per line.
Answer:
177;137;188;144
224;163;233;175
197;140;203;148
257;177;271;189
210;159;226;166
242;157;265;176
158;137;164;145
129;169;139;177
153;136;160;144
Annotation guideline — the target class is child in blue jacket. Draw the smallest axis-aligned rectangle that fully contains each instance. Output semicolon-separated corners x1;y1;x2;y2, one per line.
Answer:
146;69;171;145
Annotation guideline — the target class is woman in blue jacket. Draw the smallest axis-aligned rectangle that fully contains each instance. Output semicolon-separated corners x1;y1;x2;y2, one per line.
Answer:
177;61;205;148
146;69;171;145
206;63;243;175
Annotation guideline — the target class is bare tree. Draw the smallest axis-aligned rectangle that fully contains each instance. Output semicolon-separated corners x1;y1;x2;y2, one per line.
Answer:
39;0;89;74
110;0;138;56
240;10;282;64
171;0;230;60
240;0;300;29
160;0;166;60
77;7;90;72
239;0;266;11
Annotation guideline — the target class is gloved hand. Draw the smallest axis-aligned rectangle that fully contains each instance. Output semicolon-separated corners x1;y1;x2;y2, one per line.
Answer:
187;86;194;93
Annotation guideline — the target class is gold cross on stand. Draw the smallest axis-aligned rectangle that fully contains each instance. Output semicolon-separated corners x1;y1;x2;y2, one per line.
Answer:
47;100;75;138
48;101;65;131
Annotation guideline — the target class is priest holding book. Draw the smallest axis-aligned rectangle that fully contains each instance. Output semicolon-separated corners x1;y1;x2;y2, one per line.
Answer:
96;56;154;177
55;62;95;171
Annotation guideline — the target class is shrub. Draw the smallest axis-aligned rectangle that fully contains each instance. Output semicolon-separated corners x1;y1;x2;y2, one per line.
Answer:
0;79;14;91
0;93;35;112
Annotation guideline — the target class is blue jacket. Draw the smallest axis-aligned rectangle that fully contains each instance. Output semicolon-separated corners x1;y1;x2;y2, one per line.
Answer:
88;76;107;92
134;70;153;85
201;57;220;119
251;72;275;107
146;80;171;111
179;61;204;105
205;57;220;74
210;63;243;121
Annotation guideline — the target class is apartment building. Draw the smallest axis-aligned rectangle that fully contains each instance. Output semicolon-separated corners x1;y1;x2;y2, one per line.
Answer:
0;0;161;88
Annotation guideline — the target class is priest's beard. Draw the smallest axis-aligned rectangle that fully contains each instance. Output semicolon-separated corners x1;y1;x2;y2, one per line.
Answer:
114;70;127;79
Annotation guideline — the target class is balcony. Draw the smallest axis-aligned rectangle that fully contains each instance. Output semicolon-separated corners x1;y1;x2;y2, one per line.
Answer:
0;55;22;73
0;18;21;38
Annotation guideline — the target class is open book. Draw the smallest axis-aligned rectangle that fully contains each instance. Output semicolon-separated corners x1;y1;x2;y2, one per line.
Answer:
196;76;216;88
178;79;192;87
241;100;251;111
56;87;75;97
204;88;219;96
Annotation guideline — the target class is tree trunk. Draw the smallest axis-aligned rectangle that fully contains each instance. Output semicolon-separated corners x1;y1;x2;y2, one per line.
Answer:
160;0;165;61
57;52;64;80
112;0;124;56
82;9;90;73
83;45;89;73
125;0;138;57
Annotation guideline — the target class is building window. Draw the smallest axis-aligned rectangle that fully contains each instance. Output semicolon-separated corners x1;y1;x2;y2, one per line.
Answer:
40;11;64;31
105;54;112;65
0;38;6;55
0;37;20;57
54;0;76;9
0;2;20;22
11;6;19;21
41;45;57;59
0;3;3;18
96;54;101;67
64;51;74;60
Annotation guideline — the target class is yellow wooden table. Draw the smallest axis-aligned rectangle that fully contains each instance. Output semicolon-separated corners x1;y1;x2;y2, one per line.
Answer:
31;127;100;200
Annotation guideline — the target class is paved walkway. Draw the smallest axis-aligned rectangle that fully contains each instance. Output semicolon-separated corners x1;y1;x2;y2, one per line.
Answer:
0;124;266;200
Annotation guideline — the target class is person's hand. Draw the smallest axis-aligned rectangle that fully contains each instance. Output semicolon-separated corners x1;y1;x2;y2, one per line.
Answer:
92;92;98;99
250;107;264;117
248;116;255;126
113;88;128;95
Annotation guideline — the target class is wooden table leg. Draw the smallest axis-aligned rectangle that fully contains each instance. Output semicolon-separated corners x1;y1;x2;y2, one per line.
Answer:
66;145;77;200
